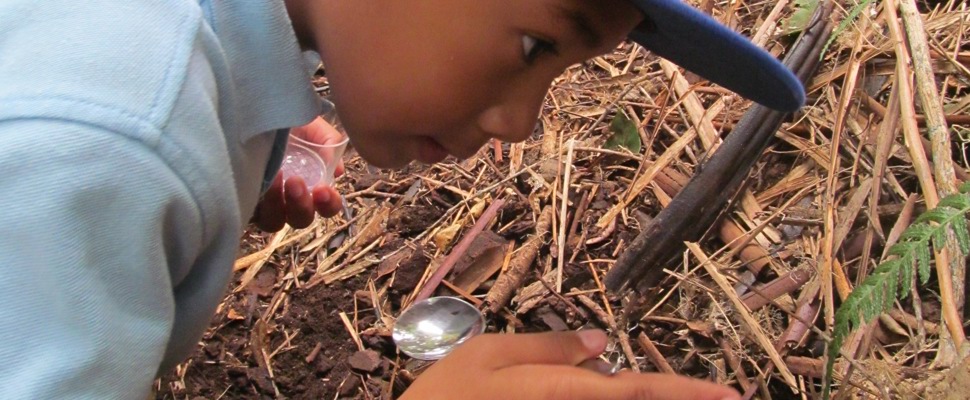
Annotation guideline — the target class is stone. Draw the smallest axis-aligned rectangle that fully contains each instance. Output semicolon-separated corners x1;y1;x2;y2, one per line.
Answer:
347;350;382;374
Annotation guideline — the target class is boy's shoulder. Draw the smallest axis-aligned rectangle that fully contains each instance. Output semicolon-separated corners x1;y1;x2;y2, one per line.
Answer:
0;0;205;131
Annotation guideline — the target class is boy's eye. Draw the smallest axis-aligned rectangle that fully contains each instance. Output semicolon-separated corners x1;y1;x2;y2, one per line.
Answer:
521;35;557;64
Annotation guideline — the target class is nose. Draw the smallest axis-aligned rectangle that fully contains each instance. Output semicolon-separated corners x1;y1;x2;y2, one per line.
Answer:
476;86;547;143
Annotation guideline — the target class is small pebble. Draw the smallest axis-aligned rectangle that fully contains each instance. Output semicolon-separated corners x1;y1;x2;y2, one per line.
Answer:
347;350;382;374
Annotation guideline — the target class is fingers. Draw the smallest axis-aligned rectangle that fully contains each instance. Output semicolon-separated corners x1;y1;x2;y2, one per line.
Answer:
253;174;286;232
283;176;315;228
498;366;740;400
293;116;344;144
456;331;607;369
312;186;343;218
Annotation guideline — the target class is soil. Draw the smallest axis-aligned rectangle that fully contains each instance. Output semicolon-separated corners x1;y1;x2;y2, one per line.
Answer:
156;274;373;399
153;167;634;399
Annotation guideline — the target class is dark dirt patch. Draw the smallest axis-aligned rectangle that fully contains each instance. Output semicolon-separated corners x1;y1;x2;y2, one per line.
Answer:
156;275;378;399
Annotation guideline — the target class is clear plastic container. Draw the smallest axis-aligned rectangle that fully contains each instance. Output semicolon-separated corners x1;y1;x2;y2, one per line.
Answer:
280;99;349;188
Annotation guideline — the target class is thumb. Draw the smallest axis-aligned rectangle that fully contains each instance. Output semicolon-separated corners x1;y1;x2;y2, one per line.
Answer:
460;331;607;369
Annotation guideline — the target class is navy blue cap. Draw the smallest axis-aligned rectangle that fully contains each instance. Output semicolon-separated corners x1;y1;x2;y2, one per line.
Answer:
626;0;805;112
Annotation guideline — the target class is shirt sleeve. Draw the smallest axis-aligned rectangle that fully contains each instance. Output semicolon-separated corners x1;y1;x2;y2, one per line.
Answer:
0;118;204;398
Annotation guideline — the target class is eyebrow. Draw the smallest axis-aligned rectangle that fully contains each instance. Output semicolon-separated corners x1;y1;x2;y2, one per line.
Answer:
551;5;604;49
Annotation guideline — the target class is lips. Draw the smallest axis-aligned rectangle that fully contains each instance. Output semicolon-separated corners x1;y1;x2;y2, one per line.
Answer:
416;136;450;164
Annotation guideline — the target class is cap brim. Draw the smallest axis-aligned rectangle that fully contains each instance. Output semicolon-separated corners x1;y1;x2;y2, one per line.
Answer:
627;0;805;112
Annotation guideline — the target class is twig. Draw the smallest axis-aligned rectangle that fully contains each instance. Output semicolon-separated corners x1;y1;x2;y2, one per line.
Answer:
575;294;640;372
413;198;506;302
739;266;814;311
486;207;553;313
637;332;675;374
339;312;364;351
860;82;901;282
557;140;575;292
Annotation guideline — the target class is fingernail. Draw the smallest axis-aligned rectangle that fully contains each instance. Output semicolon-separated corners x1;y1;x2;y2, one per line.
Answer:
577;330;606;352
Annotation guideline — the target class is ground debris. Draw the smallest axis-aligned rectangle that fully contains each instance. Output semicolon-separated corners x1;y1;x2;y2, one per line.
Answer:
347;350;383;374
155;2;970;398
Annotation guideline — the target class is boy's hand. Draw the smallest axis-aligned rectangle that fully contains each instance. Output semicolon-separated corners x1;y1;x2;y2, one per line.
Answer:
401;331;740;400
252;117;346;231
251;173;343;231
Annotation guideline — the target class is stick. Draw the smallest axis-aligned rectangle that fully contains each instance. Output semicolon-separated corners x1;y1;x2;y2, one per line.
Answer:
739;266;814;311
638;332;675;374
486;207;553;313
576;294;640;373
557;140;575;292
413;198;506;303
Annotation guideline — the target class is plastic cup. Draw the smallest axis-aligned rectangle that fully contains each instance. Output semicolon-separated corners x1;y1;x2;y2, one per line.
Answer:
280;99;349;188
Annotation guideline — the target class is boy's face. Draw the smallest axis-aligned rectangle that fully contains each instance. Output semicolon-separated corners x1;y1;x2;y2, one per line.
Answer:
306;0;642;168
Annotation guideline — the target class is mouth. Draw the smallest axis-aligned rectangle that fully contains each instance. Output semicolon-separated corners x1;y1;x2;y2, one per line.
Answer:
415;136;450;164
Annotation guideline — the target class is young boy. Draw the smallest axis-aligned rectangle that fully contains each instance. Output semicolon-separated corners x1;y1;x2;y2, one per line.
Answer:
0;0;802;398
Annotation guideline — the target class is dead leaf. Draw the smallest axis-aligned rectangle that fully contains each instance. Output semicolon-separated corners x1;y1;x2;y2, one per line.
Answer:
227;307;246;321
433;223;460;249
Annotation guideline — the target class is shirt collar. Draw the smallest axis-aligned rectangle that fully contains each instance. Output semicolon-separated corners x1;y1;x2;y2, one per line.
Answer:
204;0;322;140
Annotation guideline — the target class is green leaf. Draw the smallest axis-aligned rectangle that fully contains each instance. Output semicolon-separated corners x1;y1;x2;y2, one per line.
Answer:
900;226;930;242
916;244;931;284
785;0;820;35
603;113;642;153
938;193;970;210
952;216;970;253
916;209;949;225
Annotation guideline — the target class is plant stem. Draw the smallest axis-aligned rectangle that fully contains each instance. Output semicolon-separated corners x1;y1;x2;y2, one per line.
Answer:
886;0;965;352
897;0;966;349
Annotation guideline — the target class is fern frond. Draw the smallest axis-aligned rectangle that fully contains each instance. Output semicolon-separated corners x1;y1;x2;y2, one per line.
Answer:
952;217;970;253
822;186;970;398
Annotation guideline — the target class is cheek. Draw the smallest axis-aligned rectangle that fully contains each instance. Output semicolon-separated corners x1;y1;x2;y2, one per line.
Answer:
333;33;510;137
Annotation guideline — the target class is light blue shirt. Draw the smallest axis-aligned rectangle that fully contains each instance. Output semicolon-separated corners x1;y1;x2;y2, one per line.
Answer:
0;1;321;397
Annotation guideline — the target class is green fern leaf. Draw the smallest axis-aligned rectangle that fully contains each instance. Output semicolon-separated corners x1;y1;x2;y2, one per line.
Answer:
916;208;949;225
950;214;970;253
938;193;970;210
895;259;913;298
900;224;932;242
932;228;947;252
823;187;970;399
887;242;913;259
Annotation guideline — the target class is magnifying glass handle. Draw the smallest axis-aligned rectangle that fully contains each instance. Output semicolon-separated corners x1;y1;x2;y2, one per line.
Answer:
577;358;621;376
